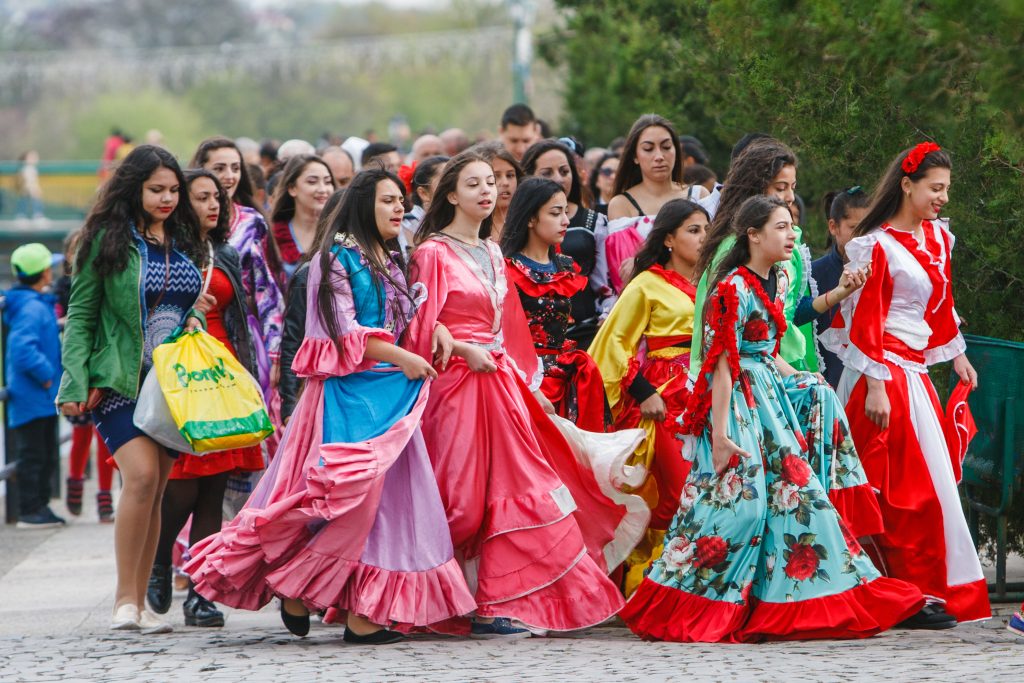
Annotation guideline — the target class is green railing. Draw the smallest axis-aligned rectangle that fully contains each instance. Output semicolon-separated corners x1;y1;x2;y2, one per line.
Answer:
0;160;102;220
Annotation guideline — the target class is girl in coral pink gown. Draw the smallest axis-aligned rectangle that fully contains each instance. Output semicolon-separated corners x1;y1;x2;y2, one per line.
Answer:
405;152;639;636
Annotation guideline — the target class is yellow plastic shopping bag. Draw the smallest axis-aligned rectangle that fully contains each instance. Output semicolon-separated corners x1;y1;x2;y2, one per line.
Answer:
153;329;274;453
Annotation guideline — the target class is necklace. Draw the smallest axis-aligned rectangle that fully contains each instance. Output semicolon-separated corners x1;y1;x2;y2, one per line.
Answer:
442;230;480;248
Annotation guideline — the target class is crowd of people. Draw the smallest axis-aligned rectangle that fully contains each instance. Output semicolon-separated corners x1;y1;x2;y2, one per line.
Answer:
6;101;1015;642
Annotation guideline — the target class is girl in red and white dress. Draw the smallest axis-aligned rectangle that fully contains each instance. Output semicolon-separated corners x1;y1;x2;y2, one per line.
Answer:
826;143;989;627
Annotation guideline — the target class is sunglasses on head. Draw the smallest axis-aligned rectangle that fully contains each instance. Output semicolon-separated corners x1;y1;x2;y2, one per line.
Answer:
845;185;864;195
558;137;583;156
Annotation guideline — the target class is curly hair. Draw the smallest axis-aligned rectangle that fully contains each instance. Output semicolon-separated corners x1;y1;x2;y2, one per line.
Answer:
696;138;796;279
77;145;201;276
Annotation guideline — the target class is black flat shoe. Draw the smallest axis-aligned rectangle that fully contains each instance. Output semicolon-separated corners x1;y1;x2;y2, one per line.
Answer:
898;603;957;630
280;600;310;637
146;564;172;615
183;590;225;628
343;628;404;645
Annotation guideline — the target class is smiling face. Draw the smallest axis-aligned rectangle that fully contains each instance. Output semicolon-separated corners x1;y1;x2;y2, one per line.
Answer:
492;158;519;210
374;178;406;242
449;160;496;222
288;161;334;216
141;166;179;226
664;210;708;269
635;125;676;183
531;191;570;248
189;176;221;236
765;164;797;209
902;166;951;221
750;205;797;264
533;149;574;199
204;147;242;200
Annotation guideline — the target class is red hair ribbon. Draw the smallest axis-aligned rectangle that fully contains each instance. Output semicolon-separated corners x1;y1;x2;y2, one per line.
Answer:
902;142;941;175
397;162;416;194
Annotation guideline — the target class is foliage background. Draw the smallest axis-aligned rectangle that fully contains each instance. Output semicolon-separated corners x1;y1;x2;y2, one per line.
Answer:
544;0;1024;553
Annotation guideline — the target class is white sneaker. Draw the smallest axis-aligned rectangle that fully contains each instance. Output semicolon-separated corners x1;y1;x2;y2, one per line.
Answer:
139;608;173;634
110;603;141;630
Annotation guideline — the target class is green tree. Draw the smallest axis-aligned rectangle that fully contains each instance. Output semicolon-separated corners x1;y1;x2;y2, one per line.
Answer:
549;0;1024;554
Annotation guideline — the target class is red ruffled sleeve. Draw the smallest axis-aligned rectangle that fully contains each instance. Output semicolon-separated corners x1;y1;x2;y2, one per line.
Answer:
842;240;893;381
679;279;741;437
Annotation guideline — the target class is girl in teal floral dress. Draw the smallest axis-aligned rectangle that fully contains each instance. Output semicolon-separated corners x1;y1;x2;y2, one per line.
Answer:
621;196;924;642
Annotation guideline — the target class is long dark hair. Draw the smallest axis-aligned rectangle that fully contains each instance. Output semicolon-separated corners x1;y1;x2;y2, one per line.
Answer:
411;155;449;207
190;136;261;213
631;199;709;281
315;169;412;358
854;144;952;237
696;138;797;279
612;114;684;197
78;145;201;276
499;177;566;261
416;151;494;244
520;139;583;207
269;154;334;224
183;169;230;264
705;195;790;309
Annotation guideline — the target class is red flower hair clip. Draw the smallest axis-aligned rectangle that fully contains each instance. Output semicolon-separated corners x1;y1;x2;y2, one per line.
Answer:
902;142;941;175
397;162;417;194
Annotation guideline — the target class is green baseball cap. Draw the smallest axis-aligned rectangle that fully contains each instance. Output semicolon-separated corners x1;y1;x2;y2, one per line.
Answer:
11;243;55;278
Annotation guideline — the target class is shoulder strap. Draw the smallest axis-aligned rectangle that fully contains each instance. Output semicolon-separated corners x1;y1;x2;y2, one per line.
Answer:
623;191;644;215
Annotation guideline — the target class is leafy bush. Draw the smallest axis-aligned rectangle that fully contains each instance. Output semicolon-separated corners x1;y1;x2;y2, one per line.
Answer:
547;0;1024;553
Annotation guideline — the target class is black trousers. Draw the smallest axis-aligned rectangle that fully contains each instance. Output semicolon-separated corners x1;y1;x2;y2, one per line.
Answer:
11;415;59;516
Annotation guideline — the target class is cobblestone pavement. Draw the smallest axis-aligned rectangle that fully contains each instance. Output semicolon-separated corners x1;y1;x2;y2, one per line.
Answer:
1;481;1021;682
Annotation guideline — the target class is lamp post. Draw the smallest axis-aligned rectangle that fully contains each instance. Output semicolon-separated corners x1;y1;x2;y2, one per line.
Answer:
508;0;536;104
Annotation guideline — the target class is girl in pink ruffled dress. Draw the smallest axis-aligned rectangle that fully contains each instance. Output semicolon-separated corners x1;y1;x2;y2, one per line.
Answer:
185;168;475;645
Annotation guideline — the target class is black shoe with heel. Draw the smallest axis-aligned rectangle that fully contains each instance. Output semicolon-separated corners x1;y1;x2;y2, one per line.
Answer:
146;564;172;615
279;600;310;637
898;603;957;630
343;628;404;645
183;589;225;628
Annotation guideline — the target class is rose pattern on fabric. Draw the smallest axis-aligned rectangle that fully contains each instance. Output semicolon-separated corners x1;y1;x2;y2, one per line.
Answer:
694;535;729;569
643;268;881;616
780;453;812;487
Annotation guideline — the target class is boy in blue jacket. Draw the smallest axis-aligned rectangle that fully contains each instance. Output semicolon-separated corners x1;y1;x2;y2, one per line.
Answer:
5;243;64;528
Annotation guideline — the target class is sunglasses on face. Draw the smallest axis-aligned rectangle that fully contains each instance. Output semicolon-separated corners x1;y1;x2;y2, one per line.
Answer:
598;167;616;177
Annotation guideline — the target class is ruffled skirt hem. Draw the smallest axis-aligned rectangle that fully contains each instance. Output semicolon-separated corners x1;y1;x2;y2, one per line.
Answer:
266;551;477;628
621;576;924;643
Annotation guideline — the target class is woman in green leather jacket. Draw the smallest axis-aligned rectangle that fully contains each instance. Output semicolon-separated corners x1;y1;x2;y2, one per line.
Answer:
57;145;212;634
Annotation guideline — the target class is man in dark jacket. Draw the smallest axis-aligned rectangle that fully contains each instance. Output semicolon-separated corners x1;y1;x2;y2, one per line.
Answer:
4;243;64;528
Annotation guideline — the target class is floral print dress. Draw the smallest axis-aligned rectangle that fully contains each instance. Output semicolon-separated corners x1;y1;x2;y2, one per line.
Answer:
620;266;924;643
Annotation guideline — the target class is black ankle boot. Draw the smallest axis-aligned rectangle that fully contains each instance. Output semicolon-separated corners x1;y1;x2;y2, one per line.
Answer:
146;564;172;615
183;588;225;628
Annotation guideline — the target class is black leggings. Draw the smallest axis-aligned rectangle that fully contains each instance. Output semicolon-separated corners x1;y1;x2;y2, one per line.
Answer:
155;472;230;569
